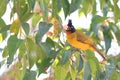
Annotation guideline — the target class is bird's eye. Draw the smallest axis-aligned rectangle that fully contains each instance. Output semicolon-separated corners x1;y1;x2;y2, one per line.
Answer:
67;27;71;30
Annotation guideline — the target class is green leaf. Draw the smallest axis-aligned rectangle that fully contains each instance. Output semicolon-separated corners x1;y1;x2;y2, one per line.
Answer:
36;58;52;75
39;22;52;37
84;62;91;80
61;0;70;18
21;12;33;22
61;50;71;65
40;38;59;58
69;66;77;80
90;15;107;35
103;27;112;53
0;0;7;17
0;18;6;30
36;44;47;60
2;46;8;58
115;31;120;45
13;0;33;22
10;19;21;35
26;37;37;68
38;0;48;20
7;35;24;64
52;0;58;18
23;69;37;80
21;22;30;35
18;42;26;59
65;72;71;80
82;0;94;15
52;0;61;18
99;0;106;9
32;13;41;27
0;60;5;68
0;25;10;33
78;55;84;72
55;64;67;80
110;70;120;80
35;22;52;44
27;0;35;10
109;22;120;45
0;18;8;40
70;0;82;13
86;50;100;79
113;0;120;23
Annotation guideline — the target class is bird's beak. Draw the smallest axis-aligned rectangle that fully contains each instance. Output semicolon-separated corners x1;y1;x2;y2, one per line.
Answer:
63;25;68;33
63;25;68;30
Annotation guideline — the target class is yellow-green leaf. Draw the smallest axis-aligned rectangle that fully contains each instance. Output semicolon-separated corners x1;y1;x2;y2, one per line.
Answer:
10;19;21;35
55;64;67;80
0;0;7;17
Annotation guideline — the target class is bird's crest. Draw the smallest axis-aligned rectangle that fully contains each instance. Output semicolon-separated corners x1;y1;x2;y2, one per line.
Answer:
66;19;76;33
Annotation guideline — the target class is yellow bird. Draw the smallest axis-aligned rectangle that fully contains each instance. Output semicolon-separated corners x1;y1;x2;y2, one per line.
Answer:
65;19;106;61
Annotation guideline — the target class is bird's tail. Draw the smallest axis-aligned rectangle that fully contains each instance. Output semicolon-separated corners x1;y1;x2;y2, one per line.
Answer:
93;46;107;61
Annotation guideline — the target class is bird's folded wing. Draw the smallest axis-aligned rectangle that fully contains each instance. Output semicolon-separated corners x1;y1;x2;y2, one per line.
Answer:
76;30;94;45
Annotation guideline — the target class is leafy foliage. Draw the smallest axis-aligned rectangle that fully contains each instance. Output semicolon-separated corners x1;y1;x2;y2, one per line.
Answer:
0;0;120;80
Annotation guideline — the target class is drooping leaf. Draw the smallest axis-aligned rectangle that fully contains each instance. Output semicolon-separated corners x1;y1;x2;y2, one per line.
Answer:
92;1;97;15
36;44;47;60
36;58;52;75
70;0;82;13
40;37;59;58
2;46;8;58
18;42;26;59
39;22;52;37
0;25;10;33
54;64;67;80
0;18;6;30
61;50;71;65
61;0;70;18
84;62;91;80
82;0;94;15
115;31;120;45
65;72;71;80
10;19;21;35
27;0;35;10
109;22;120;45
20;12;33;22
38;0;48;20
103;27;112;53
23;69;37;80
86;50;100;79
7;35;24;64
0;18;8;40
32;13;41;27
0;0;7;17
110;70;120;80
35;22;52;44
99;0;106;9
21;22;30;35
78;54;84;72
90;15;107;35
13;0;33;22
113;0;120;23
69;65;77;80
52;0;58;18
26;37;37;68
52;0;61;19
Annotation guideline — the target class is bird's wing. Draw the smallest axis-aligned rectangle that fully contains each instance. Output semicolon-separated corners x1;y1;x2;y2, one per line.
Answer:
76;30;106;60
76;30;95;46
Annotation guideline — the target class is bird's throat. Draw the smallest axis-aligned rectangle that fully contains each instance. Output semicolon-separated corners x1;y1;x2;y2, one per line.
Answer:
66;31;72;34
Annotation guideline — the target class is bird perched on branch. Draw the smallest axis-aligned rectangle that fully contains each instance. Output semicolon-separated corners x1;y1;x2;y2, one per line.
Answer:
64;19;107;62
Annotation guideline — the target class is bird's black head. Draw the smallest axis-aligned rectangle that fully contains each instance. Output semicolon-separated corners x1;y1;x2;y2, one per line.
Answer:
66;19;76;34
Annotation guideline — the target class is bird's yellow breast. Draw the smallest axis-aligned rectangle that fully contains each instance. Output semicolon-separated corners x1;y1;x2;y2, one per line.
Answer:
66;32;95;51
